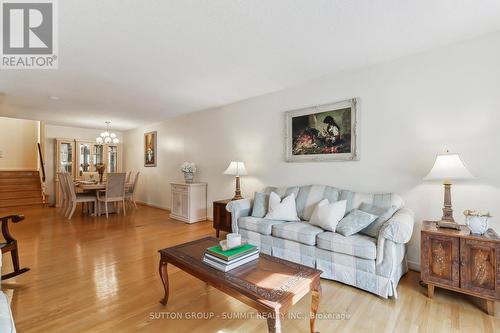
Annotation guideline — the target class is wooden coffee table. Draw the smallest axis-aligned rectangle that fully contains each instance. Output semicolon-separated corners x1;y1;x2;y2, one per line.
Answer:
158;237;322;333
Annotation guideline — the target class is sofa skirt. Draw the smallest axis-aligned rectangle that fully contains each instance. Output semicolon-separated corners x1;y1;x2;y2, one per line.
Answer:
239;229;408;299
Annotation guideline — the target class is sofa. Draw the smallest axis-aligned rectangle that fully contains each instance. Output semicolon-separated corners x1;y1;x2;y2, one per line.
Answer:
0;252;16;332
226;185;414;298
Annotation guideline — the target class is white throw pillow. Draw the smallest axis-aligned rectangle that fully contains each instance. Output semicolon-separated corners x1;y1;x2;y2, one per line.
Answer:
264;192;300;221
309;199;347;231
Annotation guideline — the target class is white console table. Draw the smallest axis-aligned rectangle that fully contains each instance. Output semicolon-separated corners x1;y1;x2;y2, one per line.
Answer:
170;182;207;223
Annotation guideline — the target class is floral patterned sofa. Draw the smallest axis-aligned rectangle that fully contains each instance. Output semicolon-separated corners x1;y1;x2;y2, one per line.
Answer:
226;185;414;298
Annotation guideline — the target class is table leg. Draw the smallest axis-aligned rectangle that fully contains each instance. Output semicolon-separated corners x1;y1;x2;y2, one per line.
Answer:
266;310;282;333
427;284;434;298
159;258;169;305
486;299;495;316
310;280;321;333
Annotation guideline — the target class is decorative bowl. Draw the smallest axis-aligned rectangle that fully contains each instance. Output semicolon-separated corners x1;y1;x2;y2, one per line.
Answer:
464;210;492;235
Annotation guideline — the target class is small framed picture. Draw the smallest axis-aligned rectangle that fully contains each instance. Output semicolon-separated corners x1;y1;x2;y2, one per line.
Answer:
144;131;157;167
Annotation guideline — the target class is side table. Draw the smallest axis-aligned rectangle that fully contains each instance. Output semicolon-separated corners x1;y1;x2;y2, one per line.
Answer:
213;199;232;238
421;220;500;315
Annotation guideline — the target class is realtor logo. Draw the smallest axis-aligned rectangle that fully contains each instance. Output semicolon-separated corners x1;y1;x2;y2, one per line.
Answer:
1;0;58;69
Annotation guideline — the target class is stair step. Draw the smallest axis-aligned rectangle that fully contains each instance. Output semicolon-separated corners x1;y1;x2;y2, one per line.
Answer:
0;197;43;208
0;191;42;200
0;178;40;185
0;184;41;192
0;171;39;179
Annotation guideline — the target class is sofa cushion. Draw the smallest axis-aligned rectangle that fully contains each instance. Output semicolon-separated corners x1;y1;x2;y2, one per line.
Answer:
251;192;269;218
238;216;286;235
358;203;398;238
316;232;377;260
272;222;324;245
264;186;300;198
265;192;300;221
345;192;404;213
336;209;378;236
295;185;341;220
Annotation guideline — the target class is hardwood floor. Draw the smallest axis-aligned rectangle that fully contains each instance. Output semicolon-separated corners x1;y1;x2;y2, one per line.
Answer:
1;204;499;333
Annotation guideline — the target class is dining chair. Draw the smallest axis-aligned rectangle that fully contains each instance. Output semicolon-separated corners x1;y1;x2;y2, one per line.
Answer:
125;172;140;210
57;172;69;216
97;173;127;219
125;171;131;183
64;173;97;219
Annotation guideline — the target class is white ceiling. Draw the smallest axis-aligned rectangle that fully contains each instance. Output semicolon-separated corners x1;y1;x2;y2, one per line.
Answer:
1;0;500;130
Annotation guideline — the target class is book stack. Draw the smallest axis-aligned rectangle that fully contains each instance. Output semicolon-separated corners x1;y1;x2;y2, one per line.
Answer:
203;244;259;272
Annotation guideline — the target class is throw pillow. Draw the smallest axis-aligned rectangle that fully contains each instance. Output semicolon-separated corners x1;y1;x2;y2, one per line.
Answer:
309;199;347;231
336;209;378;236
251;192;269;218
359;203;398;238
264;192;300;222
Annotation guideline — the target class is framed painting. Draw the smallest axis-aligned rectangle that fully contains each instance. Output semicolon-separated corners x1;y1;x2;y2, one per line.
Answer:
285;98;358;162
144;131;157;167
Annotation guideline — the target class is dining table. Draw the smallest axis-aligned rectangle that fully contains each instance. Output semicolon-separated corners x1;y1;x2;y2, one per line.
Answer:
75;181;133;215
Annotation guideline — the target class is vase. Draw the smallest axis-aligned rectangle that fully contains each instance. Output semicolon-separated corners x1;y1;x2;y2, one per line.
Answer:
184;172;194;183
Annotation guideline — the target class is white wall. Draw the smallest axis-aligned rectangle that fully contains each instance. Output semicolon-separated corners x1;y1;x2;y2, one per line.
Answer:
0;117;39;170
45;124;123;205
124;31;500;269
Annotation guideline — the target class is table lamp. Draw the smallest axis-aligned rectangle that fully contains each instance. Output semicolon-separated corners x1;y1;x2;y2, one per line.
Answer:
424;152;474;229
223;161;247;200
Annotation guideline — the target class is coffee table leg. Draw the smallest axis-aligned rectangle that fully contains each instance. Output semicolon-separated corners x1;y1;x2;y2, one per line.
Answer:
266;310;282;333
310;280;321;333
159;258;169;305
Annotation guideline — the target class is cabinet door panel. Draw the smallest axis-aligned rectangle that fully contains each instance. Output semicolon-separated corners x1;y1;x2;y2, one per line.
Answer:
460;239;500;298
172;191;181;215
181;193;189;218
421;233;460;287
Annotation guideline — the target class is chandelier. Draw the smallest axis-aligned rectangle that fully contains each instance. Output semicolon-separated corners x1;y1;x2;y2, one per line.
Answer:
96;121;119;144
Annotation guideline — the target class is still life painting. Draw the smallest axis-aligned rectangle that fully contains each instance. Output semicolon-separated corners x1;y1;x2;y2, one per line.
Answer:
144;131;157;167
285;98;358;162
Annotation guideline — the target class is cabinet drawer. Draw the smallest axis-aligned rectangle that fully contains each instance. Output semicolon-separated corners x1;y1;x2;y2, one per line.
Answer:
171;184;188;193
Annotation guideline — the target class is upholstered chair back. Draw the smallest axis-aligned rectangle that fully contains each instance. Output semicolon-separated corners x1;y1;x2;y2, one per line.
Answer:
105;173;126;199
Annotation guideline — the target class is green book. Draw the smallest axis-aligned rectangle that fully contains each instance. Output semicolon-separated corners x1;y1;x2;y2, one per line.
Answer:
206;244;257;261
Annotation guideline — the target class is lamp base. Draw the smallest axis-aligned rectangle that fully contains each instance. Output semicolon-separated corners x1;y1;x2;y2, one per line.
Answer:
231;176;243;201
436;220;461;230
231;195;243;201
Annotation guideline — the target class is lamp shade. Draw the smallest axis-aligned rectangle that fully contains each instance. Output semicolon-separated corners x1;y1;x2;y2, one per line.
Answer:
223;161;248;176
424;153;473;181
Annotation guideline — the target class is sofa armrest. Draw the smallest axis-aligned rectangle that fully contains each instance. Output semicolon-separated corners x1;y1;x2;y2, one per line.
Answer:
380;207;415;244
225;198;252;234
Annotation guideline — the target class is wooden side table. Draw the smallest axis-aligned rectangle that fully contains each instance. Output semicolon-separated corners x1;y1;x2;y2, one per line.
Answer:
213;199;232;238
421;220;500;315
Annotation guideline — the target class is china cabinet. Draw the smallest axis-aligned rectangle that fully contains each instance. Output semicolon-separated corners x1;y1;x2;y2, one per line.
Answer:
55;138;122;206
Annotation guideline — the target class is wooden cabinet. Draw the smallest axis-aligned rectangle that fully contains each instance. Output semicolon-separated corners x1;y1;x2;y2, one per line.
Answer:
55;139;75;207
54;138;123;206
421;221;500;315
169;183;207;223
75;141;121;178
213;199;232;238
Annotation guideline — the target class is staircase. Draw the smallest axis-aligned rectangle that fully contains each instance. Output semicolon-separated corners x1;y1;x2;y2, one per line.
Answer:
0;171;44;208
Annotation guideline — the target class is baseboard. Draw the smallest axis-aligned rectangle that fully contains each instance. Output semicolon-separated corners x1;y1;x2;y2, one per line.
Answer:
136;201;170;212
408;260;420;272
